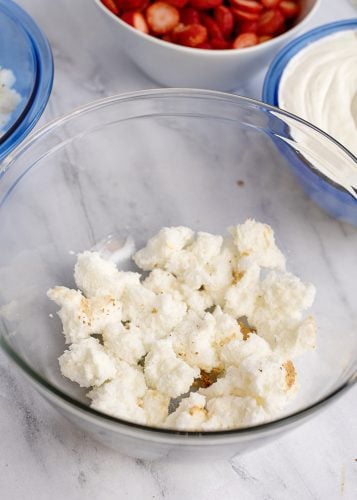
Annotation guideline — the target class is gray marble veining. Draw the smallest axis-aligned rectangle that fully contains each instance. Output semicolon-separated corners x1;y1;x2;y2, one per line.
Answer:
1;0;357;498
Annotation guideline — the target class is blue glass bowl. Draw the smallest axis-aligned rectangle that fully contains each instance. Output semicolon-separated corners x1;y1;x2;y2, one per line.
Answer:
0;0;53;162
262;20;357;226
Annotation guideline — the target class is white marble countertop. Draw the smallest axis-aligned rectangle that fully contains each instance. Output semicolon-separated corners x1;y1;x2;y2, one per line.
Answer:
1;0;357;498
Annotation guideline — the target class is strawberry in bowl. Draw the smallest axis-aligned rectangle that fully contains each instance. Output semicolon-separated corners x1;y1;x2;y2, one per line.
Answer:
94;0;320;89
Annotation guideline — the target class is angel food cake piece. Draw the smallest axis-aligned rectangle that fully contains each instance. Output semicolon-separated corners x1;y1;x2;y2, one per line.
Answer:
48;219;317;431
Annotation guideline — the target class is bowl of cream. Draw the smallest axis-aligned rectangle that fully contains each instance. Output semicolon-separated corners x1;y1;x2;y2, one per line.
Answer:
262;20;357;225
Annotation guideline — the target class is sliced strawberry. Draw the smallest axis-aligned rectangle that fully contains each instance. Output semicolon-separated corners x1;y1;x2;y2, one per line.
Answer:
118;0;148;11
258;34;272;42
165;0;189;8
188;0;223;10
101;0;120;15
180;7;201;24
162;33;173;42
261;0;280;7
172;22;186;35
238;19;258;33
196;40;212;48
257;9;285;35
279;1;300;18
214;6;234;38
231;8;259;22
230;0;263;14
121;11;149;32
232;32;258;48
211;37;230;49
174;23;208;46
146;2;180;34
202;14;224;40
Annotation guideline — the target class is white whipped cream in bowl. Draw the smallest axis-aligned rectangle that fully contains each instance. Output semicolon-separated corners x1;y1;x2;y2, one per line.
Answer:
263;21;357;225
278;30;357;159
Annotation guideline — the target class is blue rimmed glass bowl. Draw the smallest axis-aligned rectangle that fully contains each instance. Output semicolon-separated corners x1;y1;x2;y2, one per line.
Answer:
262;20;357;226
0;0;53;162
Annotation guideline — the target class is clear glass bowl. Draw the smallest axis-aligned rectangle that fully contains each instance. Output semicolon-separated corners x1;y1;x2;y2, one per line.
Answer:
0;0;53;161
0;90;356;461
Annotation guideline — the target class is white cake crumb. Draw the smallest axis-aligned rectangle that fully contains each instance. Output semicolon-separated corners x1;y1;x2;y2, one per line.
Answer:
59;337;116;388
144;339;200;398
165;393;208;431
143;389;170;426
48;220;317;431
88;360;147;423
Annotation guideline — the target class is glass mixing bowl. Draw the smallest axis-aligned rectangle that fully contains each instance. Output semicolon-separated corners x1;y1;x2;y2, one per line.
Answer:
0;90;356;461
0;0;53;161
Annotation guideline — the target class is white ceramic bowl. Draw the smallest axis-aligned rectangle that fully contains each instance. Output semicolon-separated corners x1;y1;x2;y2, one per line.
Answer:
93;0;320;90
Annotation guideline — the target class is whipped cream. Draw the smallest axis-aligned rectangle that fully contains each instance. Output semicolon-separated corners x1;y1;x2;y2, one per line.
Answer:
278;30;357;158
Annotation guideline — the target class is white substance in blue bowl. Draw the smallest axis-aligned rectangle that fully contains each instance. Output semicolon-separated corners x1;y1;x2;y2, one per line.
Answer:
0;67;21;134
278;30;357;158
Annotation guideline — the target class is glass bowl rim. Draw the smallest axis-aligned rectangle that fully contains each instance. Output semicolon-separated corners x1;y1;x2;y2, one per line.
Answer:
0;0;54;161
1;88;356;439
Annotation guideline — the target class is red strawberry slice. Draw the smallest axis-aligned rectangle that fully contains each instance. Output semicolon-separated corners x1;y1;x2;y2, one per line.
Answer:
279;1;300;18
196;40;212;48
231;8;259;22
165;0;189;8
121;11;149;32
230;0;262;14
202;14;224;40
118;0;148;11
233;32;258;48
257;9;285;35
101;0;120;15
172;22;186;36
174;23;208;46
214;6;234;38
146;2;180;34
188;0;223;10
211;37;230;49
261;0;280;7
162;33;173;42
238;19;258;33
258;34;272;42
180;7;201;24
